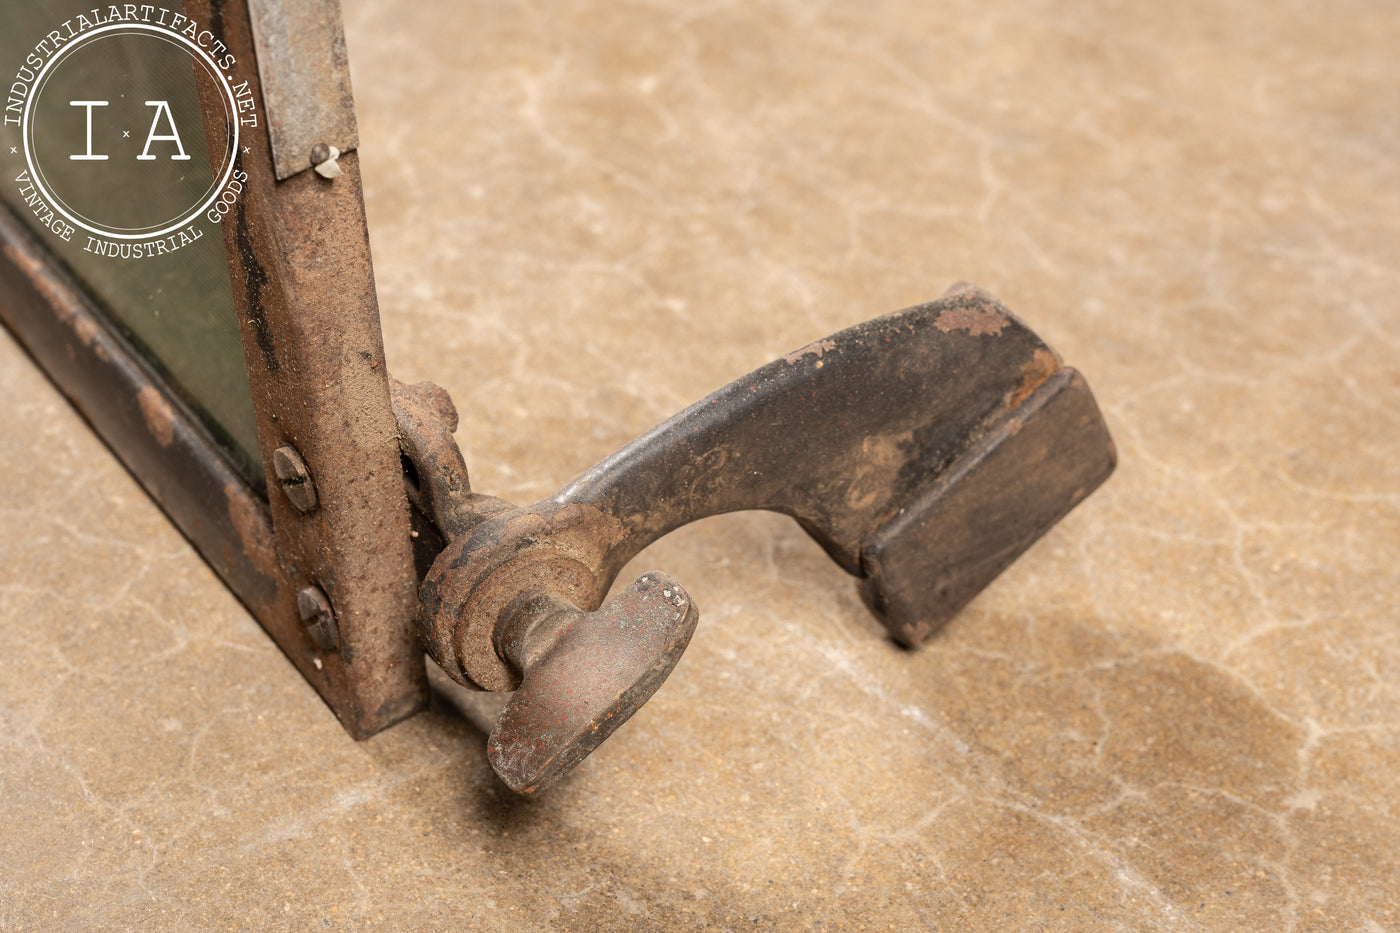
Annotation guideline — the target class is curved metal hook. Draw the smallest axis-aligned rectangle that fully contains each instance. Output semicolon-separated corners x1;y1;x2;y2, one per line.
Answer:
405;284;1115;793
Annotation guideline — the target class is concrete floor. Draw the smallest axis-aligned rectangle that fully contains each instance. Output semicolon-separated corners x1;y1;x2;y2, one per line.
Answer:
3;0;1399;929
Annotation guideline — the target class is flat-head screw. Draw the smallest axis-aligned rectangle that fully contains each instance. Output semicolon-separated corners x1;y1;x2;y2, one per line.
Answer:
296;585;340;652
272;445;318;512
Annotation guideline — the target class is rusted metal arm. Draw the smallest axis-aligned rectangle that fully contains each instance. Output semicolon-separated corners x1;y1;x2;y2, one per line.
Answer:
400;285;1115;795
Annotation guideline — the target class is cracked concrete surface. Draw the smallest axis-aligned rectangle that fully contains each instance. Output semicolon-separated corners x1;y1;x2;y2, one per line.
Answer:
2;0;1399;929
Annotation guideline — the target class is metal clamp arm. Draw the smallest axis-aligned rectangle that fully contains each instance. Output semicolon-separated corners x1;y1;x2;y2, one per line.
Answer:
402;284;1115;794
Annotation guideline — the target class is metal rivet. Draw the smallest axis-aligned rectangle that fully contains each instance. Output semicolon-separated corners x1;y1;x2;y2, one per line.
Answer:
272;444;318;512
296;585;339;652
310;142;343;179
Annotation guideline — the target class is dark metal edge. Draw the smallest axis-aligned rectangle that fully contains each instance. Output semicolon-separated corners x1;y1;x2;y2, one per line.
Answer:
0;204;284;635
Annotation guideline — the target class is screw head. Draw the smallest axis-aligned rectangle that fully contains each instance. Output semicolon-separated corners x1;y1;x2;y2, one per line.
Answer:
272;445;318;512
309;142;331;166
296;585;340;652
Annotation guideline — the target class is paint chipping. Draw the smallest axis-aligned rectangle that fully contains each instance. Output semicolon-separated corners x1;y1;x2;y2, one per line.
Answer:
72;315;99;347
783;338;837;364
137;386;176;447
225;482;280;581
933;304;1008;336
3;242;116;357
4;242;81;327
1010;348;1060;406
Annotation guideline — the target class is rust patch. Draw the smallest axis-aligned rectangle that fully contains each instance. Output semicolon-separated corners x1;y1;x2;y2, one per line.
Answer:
71;315;99;347
4;241;106;356
136;386;176;447
1010;348;1060;407
551;500;629;556
933;304;1008;337
783;338;837;364
3;242;80;327
224;481;279;582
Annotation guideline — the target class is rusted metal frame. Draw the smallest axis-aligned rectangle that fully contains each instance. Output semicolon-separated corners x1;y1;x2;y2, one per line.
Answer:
0;0;1116;798
185;0;424;738
0;204;282;624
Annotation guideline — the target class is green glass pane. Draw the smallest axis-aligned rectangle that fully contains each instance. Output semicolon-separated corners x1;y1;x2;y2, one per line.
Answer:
2;1;263;488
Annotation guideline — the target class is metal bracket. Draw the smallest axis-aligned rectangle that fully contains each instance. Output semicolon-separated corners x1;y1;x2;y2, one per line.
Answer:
247;0;360;180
